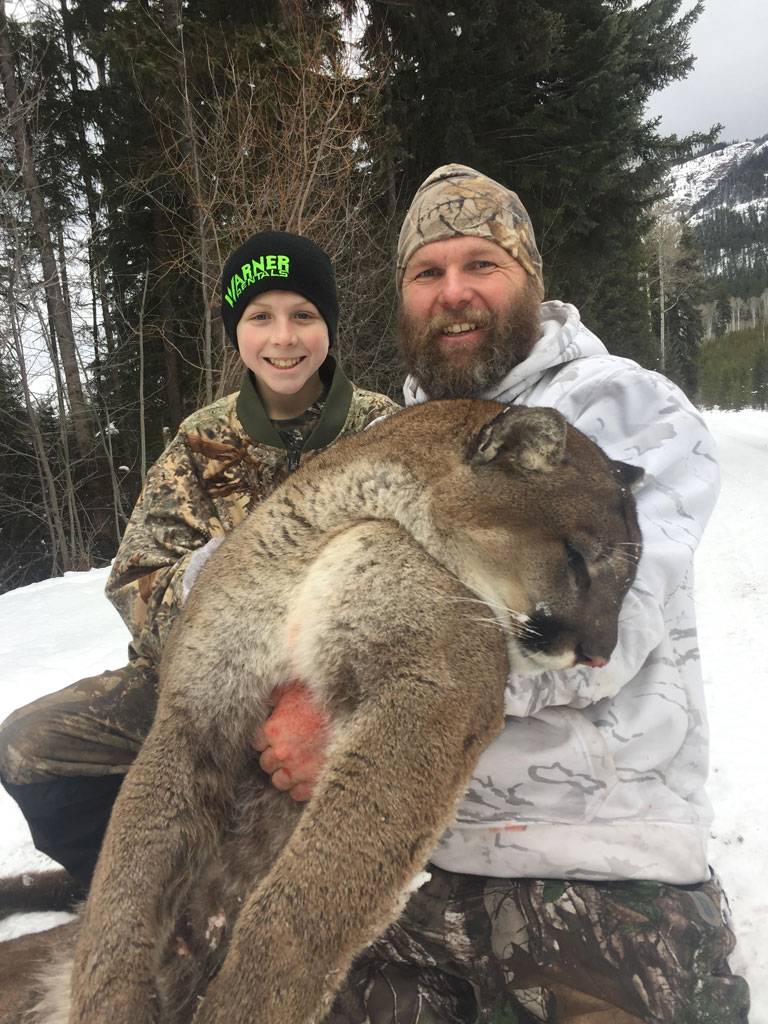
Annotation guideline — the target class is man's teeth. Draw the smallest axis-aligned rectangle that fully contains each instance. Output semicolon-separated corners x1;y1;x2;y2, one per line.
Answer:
443;323;478;335
267;357;302;368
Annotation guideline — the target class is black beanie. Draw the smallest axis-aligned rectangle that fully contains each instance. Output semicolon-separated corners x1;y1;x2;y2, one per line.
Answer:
220;230;339;349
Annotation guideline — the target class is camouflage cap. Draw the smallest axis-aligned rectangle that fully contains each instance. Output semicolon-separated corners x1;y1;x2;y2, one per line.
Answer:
396;164;544;297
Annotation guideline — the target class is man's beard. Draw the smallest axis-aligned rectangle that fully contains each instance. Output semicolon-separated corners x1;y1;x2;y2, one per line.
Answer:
397;284;542;400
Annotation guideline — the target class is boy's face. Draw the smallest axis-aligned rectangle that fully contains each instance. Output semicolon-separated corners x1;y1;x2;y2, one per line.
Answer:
236;290;330;417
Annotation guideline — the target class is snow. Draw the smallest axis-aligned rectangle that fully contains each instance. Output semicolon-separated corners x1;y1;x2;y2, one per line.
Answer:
691;196;768;229
1;910;75;940
732;197;768;219
667;136;768;220
694;408;768;1020
0;568;127;932
668;140;757;213
1;410;767;1018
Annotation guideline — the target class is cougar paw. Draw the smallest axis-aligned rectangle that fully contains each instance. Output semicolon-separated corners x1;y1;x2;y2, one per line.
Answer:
253;682;329;799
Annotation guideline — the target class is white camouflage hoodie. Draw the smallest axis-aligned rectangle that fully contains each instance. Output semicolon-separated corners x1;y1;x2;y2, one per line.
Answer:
404;301;720;884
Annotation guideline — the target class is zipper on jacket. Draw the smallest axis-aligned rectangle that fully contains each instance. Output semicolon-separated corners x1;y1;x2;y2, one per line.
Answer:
287;445;301;472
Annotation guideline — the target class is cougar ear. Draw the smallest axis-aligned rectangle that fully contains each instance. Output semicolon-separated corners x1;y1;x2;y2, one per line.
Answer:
467;405;567;472
612;460;644;490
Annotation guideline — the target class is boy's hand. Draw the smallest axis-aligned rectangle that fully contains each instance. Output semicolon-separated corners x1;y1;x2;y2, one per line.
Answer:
253;682;330;802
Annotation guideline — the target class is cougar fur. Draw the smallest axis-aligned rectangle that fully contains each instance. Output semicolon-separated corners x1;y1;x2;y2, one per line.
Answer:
25;400;643;1024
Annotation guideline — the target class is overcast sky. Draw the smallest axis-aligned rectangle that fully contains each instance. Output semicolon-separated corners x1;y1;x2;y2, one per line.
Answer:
644;0;768;142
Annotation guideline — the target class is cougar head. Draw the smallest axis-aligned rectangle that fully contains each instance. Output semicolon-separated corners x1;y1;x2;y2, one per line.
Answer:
429;403;643;676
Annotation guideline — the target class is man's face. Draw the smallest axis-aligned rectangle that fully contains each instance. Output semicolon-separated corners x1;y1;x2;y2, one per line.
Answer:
398;236;541;399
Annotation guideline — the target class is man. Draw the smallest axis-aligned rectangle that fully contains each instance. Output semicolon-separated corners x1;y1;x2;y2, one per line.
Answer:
259;165;750;1023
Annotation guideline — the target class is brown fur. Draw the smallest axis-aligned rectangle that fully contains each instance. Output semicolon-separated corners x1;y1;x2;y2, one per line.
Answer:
8;401;642;1024
0;872;81;922
0;921;77;1024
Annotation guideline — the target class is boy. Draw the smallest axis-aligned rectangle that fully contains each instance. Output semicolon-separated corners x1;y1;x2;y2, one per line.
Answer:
0;230;397;888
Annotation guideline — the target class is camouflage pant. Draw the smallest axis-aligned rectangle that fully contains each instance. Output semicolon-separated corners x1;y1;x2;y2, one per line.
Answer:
329;869;749;1024
0;669;750;1022
0;660;157;883
0;659;156;786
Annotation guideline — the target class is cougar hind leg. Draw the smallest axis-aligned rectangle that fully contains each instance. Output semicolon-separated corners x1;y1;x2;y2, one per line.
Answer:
155;768;305;1023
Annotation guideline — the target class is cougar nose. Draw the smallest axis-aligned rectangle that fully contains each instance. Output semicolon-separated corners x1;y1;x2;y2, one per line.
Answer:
575;644;608;669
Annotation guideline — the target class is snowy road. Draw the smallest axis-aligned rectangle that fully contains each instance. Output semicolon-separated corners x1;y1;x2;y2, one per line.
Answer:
0;408;766;1019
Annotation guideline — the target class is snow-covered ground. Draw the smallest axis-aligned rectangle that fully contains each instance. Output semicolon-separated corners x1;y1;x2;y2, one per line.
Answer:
0;408;766;1019
694;408;768;1021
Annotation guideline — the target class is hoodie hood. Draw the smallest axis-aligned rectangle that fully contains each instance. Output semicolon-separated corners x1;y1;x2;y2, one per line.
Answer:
403;301;608;407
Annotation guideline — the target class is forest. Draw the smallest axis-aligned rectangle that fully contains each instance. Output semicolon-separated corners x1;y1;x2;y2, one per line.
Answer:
0;0;740;592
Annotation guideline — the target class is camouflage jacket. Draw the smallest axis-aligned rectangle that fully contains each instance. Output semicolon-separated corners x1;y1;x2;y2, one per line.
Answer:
106;358;397;665
405;302;720;884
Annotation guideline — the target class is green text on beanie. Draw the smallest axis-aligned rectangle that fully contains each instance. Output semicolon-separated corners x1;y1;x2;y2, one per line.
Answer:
221;230;339;349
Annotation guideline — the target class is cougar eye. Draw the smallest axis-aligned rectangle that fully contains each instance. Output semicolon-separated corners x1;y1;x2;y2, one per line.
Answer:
564;540;590;589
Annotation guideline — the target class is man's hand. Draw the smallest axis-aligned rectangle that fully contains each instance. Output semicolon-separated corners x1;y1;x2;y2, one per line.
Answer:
253;682;330;802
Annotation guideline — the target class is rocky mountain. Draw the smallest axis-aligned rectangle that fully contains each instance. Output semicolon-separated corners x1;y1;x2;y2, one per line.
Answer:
669;138;768;220
667;137;768;304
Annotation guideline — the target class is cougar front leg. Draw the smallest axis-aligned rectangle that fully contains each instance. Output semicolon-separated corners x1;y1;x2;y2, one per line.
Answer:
68;709;240;1024
193;649;507;1024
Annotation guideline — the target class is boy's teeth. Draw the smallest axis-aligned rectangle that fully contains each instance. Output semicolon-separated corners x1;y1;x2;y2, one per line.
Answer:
267;357;302;368
444;323;478;334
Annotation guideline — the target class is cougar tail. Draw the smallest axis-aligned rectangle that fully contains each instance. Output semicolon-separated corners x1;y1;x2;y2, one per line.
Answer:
27;937;74;1024
0;922;76;1024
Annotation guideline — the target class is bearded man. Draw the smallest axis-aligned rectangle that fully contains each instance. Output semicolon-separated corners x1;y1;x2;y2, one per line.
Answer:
257;165;750;1023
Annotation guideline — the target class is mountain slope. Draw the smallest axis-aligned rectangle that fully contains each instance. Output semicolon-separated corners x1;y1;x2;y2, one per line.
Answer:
667;137;768;299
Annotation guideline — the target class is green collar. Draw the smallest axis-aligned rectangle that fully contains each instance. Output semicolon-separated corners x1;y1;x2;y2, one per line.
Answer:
235;355;353;452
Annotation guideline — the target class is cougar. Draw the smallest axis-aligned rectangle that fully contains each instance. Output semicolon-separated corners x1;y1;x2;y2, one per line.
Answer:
15;400;643;1024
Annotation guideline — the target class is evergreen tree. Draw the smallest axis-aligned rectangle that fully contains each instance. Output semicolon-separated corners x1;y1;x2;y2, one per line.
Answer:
0;0;730;589
0;355;55;592
752;332;768;410
359;0;715;363
0;2;95;455
713;294;732;337
697;325;767;409
666;293;702;398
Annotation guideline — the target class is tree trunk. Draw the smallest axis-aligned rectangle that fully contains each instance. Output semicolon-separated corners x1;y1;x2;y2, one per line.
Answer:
138;263;150;484
9;282;71;573
32;293;89;570
657;231;666;372
0;0;93;457
59;0;116;365
163;0;213;404
56;223;72;313
150;205;183;429
279;0;304;31
94;398;129;547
